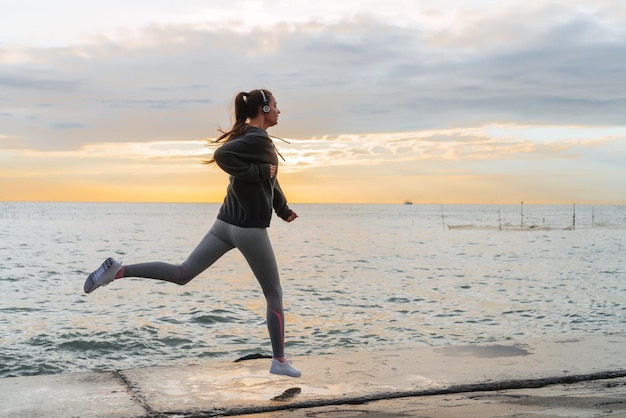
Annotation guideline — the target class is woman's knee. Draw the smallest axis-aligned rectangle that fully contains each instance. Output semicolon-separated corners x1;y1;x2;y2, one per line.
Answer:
173;276;193;285
171;264;195;285
263;285;283;304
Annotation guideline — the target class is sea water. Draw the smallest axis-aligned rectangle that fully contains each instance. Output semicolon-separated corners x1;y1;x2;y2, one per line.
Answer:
0;202;624;378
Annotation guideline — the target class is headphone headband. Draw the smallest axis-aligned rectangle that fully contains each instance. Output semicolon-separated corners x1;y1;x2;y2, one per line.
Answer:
259;89;271;114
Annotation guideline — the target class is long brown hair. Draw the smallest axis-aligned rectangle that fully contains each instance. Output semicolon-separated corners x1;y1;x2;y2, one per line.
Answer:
204;89;271;164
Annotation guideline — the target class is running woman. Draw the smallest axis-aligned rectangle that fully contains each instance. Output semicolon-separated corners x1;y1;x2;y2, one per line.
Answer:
83;89;301;378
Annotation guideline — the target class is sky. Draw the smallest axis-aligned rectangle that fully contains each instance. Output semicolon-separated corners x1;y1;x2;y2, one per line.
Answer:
1;0;625;204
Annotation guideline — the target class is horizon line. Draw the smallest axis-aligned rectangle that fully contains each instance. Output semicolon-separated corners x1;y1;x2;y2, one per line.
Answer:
1;200;625;206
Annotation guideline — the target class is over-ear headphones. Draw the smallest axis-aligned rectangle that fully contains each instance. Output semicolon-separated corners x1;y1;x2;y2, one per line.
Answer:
259;89;271;113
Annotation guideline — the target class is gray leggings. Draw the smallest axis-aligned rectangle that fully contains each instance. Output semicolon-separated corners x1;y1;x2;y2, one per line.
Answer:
122;219;285;358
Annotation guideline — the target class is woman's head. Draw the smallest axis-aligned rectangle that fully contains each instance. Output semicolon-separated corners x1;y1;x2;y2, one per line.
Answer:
234;89;279;129
206;88;279;154
235;89;270;118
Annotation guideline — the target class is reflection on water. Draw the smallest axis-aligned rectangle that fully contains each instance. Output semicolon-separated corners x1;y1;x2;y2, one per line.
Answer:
0;202;624;377
436;344;531;358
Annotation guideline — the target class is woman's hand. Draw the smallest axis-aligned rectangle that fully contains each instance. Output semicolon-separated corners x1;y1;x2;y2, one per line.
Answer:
269;164;277;178
285;211;298;222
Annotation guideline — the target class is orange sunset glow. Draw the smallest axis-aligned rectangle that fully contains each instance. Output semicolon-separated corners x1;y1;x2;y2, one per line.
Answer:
1;1;625;204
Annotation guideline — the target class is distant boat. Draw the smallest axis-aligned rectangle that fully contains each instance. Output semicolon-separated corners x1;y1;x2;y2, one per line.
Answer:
404;200;413;205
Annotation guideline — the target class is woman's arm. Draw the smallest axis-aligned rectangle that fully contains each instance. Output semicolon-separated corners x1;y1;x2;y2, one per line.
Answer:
213;140;271;183
273;180;297;222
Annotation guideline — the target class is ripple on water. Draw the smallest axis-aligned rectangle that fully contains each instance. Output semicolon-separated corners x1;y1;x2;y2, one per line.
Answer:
1;202;625;377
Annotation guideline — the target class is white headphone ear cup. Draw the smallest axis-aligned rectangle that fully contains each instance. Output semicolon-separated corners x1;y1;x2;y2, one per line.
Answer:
263;104;271;113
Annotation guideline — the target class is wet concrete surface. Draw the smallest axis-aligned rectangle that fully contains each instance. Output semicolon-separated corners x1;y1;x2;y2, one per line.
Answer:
1;334;625;417
246;377;626;418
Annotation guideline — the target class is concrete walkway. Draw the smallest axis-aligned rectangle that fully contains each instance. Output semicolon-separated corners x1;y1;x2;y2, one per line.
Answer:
1;334;625;417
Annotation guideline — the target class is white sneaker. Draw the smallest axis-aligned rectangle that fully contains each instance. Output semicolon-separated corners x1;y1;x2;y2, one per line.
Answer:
270;359;301;378
84;258;122;293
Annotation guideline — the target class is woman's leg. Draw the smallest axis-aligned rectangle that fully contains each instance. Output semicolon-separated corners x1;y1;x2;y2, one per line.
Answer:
229;226;300;376
121;224;234;285
228;226;285;359
205;221;300;376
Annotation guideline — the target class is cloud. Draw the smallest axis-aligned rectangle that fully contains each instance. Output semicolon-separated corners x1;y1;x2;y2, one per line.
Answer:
1;1;625;203
10;139;207;161
100;98;212;109
1;122;624;203
0;2;624;153
277;125;626;173
0;72;80;91
51;122;87;130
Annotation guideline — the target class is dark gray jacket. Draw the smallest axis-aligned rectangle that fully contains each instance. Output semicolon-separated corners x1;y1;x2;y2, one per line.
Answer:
213;127;292;227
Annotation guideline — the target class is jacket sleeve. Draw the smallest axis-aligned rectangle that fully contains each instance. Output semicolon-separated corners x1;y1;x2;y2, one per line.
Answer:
213;141;271;183
273;180;293;220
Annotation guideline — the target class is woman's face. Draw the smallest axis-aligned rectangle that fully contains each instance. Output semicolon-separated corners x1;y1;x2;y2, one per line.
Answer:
264;96;280;128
